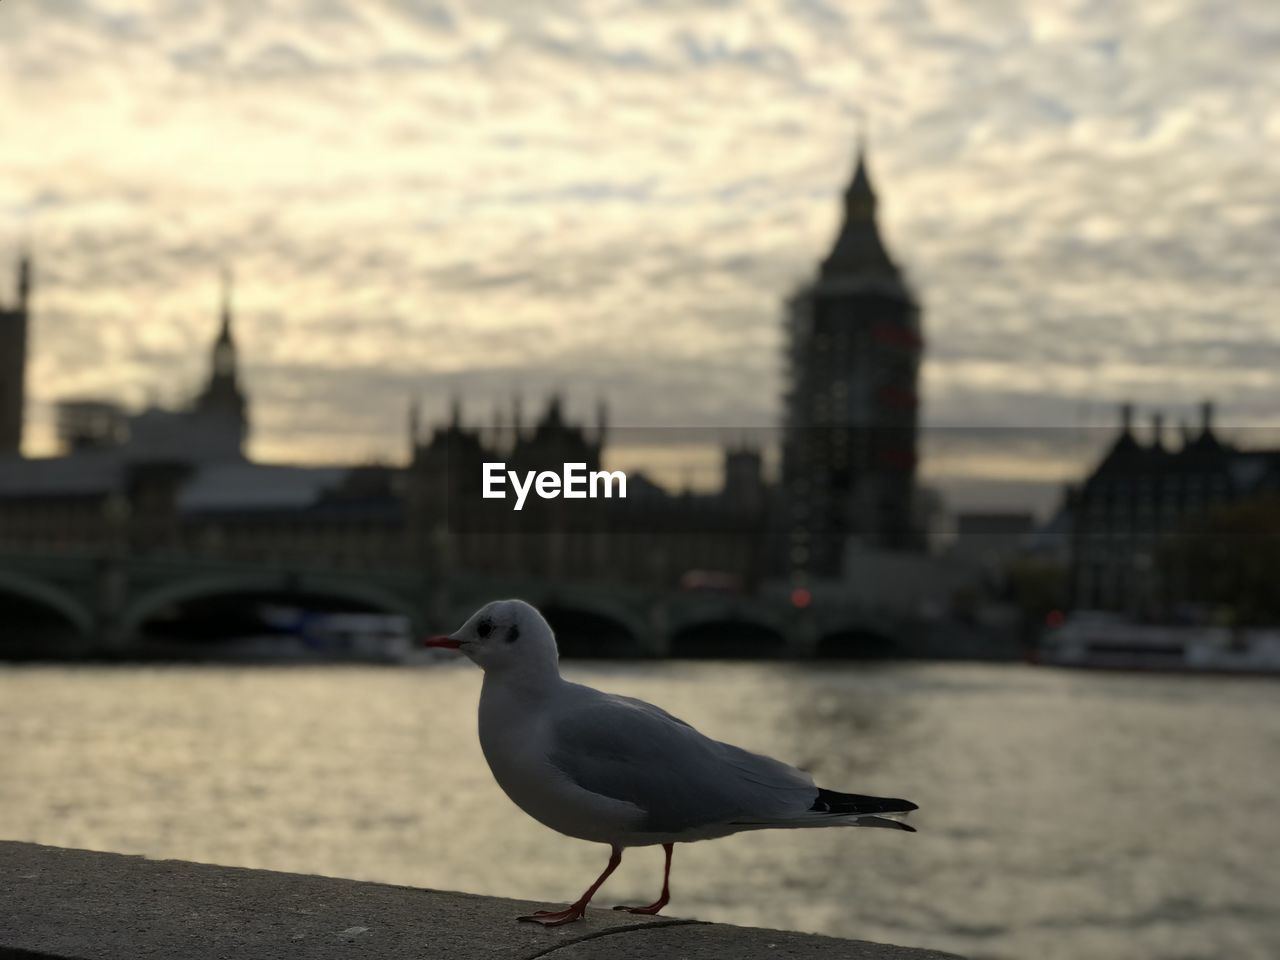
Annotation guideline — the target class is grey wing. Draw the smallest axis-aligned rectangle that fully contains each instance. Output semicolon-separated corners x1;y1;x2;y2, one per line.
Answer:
548;692;817;835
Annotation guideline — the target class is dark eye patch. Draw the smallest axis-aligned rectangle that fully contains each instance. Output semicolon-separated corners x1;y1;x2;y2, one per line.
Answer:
506;625;520;643
476;618;493;639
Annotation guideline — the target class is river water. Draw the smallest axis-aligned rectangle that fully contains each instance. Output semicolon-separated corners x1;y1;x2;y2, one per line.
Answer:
1;660;1276;960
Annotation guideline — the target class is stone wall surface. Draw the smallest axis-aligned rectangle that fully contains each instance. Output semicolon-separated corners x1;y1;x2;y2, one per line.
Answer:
0;842;963;960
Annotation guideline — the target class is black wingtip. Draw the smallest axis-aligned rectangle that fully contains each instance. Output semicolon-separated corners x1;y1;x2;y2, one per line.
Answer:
811;788;919;816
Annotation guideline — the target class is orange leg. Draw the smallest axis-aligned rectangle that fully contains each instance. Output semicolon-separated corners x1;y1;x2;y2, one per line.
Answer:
518;845;623;927
612;842;673;915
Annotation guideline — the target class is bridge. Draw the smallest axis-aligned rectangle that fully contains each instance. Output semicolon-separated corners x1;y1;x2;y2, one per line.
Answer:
0;548;908;660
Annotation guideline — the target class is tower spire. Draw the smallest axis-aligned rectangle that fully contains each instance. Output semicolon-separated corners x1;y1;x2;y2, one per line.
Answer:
408;394;421;450
546;392;564;426
219;266;234;340
192;265;249;456
846;139;876;221
17;249;32;308
1;248;32;455
206;268;241;384
819;134;898;282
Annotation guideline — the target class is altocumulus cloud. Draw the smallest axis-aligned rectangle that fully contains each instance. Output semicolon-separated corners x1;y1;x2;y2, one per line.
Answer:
1;0;1278;509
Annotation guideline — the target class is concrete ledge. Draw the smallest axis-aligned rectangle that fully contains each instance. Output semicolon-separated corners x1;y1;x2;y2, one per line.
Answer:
0;842;962;959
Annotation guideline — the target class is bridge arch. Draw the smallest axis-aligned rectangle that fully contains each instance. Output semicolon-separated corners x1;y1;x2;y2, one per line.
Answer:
120;573;422;641
814;625;899;659
539;600;649;658
0;569;94;657
444;593;651;658
662;593;793;659
0;569;94;637
668;615;788;659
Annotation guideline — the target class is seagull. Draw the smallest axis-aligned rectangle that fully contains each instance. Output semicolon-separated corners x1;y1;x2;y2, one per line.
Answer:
425;599;918;926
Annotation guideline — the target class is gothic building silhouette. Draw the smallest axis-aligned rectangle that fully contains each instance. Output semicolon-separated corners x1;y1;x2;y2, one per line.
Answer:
405;393;768;586
193;269;248;451
121;269;248;462
1;141;919;594
782;145;923;580
1068;403;1280;616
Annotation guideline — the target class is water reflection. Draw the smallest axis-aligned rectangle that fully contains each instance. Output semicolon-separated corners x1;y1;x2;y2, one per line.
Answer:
1;662;1276;960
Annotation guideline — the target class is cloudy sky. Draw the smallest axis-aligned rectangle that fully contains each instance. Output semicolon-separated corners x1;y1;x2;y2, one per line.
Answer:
2;0;1278;510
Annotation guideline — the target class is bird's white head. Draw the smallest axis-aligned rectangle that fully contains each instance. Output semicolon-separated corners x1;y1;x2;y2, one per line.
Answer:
424;599;560;676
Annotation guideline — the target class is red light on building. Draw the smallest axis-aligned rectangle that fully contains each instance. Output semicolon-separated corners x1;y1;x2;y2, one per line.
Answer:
876;385;918;409
877;447;917;470
871;323;923;351
790;587;812;609
1045;609;1065;628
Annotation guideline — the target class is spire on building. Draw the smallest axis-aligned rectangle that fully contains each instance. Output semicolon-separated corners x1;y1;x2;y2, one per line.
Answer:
782;130;925;570
819;140;900;282
511;393;523;441
544;392;564;427
192;267;248;455
596;397;608;447
408;394;421;449
219;266;234;341
207;269;239;382
1189;398;1223;451
17;250;32;308
491;403;505;447
1200;400;1215;439
0;249;32;455
1098;401;1140;465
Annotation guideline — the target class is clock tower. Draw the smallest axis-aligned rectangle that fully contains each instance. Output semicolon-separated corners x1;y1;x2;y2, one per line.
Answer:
193;268;248;454
782;142;924;580
0;253;31;456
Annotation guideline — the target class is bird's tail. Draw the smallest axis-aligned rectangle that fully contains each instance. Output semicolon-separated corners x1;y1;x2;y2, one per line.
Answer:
837;815;916;832
732;788;919;833
810;788;918;816
805;788;918;831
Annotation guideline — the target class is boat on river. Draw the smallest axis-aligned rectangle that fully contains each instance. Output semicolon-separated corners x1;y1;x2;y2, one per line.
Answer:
1038;611;1280;674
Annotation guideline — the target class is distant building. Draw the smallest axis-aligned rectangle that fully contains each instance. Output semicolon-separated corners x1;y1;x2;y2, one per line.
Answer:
54;271;249;464
782;144;923;582
0;254;32;456
953;512;1037;570
11;138;949;594
405;394;769;588
1069;402;1280;616
721;444;767;514
56;400;129;452
175;461;405;564
189;269;248;455
0;260;767;587
0;269;258;552
0;450;407;562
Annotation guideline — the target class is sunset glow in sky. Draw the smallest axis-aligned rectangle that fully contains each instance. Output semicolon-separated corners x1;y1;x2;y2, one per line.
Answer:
2;0;1278;509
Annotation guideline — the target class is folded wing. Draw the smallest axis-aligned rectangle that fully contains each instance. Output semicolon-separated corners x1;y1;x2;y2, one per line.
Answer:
547;691;817;836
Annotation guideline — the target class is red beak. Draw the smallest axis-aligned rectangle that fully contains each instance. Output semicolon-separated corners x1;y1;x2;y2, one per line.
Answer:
423;634;463;649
